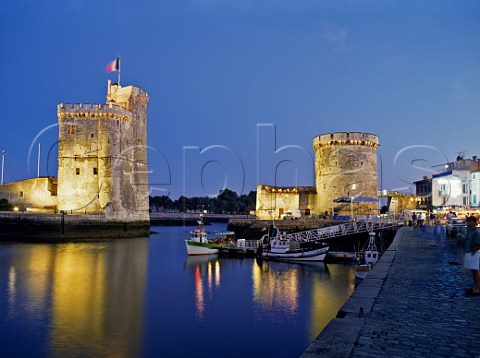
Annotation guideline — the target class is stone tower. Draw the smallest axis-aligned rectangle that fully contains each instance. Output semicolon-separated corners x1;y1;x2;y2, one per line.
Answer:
57;80;149;221
313;132;379;216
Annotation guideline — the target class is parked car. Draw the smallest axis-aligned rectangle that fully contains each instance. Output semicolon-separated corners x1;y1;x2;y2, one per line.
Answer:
446;217;467;237
281;210;302;220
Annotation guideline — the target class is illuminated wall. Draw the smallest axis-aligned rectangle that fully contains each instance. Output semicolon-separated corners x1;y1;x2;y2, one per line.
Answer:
57;81;149;220
0;177;57;212
432;170;469;208
255;184;316;220
470;171;480;207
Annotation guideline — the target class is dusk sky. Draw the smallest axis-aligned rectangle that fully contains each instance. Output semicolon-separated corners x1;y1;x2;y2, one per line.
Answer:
1;0;479;199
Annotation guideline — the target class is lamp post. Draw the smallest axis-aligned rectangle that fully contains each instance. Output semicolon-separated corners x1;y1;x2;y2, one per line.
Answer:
1;150;5;185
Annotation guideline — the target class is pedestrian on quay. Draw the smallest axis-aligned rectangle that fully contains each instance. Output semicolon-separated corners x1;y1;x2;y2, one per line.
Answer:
464;216;480;295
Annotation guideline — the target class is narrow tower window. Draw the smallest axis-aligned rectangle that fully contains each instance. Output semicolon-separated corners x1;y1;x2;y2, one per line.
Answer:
93;168;98;175
76;168;80;175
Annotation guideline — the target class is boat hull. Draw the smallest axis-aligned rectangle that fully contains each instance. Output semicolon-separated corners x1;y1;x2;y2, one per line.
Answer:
185;240;219;255
354;264;371;279
262;247;328;261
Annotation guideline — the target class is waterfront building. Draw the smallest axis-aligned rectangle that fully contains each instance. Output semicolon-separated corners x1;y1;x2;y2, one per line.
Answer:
414;176;433;211
255;132;380;219
255;185;316;219
0;81;150;236
414;155;480;211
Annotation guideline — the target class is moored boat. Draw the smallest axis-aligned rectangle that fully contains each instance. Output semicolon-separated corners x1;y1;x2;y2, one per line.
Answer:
259;225;329;262
354;231;379;279
185;222;235;255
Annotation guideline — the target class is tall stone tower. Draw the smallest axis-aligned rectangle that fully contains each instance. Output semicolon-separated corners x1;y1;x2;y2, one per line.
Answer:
313;132;379;216
57;80;149;221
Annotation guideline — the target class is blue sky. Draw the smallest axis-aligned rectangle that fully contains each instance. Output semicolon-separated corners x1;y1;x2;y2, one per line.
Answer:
1;0;479;198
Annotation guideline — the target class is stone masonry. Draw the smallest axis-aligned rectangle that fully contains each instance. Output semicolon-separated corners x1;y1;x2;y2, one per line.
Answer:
57;80;149;220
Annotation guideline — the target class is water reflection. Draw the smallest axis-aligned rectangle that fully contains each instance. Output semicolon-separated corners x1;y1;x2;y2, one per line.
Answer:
252;259;303;315
253;259;355;341
184;255;222;319
1;239;148;357
185;255;356;343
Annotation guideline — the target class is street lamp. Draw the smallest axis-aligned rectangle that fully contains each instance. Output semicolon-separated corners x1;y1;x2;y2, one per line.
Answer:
1;150;5;185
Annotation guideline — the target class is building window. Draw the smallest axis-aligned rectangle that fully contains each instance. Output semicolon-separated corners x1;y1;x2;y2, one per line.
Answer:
19;191;24;197
90;133;94;138
93;167;98;175
68;124;76;135
76;168;80;175
462;184;468;194
463;197;468;205
474;195;477;204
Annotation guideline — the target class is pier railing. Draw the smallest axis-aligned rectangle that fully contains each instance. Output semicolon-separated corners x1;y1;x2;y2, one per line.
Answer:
285;214;406;243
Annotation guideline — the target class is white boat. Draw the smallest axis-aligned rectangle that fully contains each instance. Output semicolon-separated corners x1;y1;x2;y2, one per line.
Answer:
259;226;329;262
185;222;235;255
185;223;220;255
354;231;379;279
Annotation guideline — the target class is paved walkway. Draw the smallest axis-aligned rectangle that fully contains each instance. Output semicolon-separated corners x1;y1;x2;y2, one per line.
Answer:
302;226;480;358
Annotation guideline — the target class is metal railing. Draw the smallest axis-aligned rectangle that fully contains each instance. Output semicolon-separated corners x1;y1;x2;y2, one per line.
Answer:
285;214;406;243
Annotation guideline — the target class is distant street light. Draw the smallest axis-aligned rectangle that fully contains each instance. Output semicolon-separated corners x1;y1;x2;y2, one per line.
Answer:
1;150;5;185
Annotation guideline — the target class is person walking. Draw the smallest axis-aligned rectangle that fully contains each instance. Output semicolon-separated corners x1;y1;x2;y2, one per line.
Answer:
464;216;480;295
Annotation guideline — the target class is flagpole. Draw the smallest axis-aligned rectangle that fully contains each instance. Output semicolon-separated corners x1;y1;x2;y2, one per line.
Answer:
37;143;41;178
1;150;5;185
118;56;121;87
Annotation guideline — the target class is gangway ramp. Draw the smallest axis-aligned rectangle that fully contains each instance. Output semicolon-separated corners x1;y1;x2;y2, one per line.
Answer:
285;215;406;243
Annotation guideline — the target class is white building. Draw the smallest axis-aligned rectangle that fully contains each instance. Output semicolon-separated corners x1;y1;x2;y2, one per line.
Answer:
430;156;480;210
470;171;480;207
432;170;470;208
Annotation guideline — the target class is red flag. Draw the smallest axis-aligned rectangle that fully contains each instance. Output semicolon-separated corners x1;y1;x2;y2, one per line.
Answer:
105;58;119;73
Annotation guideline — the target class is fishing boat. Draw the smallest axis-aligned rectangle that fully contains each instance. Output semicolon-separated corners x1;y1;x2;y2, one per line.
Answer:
259;225;329;262
354;231;379;279
185;222;235;255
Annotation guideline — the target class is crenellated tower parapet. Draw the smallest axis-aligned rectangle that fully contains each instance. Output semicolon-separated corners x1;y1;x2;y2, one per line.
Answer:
57;103;131;122
313;132;379;149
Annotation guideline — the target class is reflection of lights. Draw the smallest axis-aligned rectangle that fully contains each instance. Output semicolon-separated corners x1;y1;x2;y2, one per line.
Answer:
195;267;204;318
13;206;19;212
252;261;299;313
215;262;220;287
207;262;212;293
8;266;16;316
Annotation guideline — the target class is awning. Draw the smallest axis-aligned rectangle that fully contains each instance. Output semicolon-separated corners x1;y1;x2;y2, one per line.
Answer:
333;196;378;203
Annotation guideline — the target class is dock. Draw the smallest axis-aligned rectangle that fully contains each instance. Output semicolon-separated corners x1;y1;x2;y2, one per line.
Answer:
302;226;480;357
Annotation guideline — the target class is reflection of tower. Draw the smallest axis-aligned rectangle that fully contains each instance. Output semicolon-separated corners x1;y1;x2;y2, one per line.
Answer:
49;239;148;357
313;132;379;215
252;261;299;314
57;80;149;220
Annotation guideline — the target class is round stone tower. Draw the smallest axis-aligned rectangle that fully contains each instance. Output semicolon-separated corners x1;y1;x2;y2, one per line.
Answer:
313;132;379;216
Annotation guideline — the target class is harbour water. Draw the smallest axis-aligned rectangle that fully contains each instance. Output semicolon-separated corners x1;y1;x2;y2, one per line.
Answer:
0;224;355;357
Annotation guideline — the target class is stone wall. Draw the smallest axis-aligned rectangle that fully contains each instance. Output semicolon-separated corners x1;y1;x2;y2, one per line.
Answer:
0;177;57;212
255;184;316;219
0;212;150;240
314;132;379;215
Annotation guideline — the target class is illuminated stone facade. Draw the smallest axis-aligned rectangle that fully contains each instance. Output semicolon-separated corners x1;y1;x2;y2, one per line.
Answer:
57;81;149;220
255;185;317;219
0;177;57;212
314;132;379;216
256;132;379;219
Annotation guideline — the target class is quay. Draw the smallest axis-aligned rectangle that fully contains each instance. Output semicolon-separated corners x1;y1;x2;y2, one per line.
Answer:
302;226;480;357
